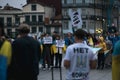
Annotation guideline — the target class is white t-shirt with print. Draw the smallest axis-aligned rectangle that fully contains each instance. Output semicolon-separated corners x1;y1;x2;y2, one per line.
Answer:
64;43;95;80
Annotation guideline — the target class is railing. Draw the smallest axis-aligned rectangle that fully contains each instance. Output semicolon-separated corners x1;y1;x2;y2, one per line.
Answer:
25;21;44;25
4;23;20;27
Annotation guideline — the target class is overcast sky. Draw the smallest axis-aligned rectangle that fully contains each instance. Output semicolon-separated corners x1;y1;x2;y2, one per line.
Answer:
0;0;26;9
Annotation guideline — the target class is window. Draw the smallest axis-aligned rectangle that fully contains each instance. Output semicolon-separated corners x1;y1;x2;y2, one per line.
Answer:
0;17;4;26
82;21;86;28
82;9;86;15
63;9;68;16
32;15;37;22
55;27;59;33
38;15;43;22
31;4;36;11
46;27;51;34
15;17;20;26
25;15;30;22
32;27;37;33
7;29;12;36
73;0;76;4
63;21;68;29
76;0;82;3
67;0;73;4
39;27;43;32
62;0;64;4
7;17;12;27
82;0;85;3
63;0;67;4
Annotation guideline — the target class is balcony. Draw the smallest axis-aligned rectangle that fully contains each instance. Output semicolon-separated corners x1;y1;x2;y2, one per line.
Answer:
4;23;20;28
63;3;105;8
25;21;44;25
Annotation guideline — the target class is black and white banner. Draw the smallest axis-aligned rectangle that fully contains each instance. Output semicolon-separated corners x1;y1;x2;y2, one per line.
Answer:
69;9;82;28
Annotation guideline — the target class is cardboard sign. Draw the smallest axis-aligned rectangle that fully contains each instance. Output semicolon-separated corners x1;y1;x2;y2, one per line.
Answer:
56;40;65;47
43;36;53;44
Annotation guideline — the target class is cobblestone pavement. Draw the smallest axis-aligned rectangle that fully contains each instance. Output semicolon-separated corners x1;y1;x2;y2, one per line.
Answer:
38;67;112;80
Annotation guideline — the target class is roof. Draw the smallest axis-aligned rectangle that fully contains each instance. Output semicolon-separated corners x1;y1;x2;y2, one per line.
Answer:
23;2;54;8
3;3;21;10
27;0;61;15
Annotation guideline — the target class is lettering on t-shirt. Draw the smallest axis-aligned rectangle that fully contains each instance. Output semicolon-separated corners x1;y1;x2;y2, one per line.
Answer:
73;48;89;69
72;72;88;80
73;48;88;54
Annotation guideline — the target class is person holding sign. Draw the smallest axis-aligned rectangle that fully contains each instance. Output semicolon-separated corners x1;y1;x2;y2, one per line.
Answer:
51;35;66;68
42;33;52;70
63;29;95;80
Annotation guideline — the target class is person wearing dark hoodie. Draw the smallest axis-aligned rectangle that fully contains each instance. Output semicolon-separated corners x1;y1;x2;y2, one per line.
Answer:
8;23;41;80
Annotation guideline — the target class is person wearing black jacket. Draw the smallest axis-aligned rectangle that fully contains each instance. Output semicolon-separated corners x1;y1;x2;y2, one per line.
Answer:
8;24;41;80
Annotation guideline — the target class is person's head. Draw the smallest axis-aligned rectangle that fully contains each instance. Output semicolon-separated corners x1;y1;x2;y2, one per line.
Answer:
18;23;30;35
67;32;72;38
0;21;4;37
56;35;60;40
73;29;87;42
98;36;104;42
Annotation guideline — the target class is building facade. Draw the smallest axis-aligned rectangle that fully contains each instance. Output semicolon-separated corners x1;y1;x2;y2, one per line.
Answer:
27;0;61;16
62;0;120;34
0;2;61;38
0;3;22;38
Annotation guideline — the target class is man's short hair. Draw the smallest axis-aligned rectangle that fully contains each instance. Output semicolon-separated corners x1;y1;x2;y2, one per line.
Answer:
73;29;87;40
18;23;30;34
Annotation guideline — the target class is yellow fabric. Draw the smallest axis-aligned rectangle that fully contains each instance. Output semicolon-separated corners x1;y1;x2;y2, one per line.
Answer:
88;37;94;46
40;45;43;53
51;44;66;54
97;36;107;53
0;40;12;65
98;42;107;51
112;55;120;80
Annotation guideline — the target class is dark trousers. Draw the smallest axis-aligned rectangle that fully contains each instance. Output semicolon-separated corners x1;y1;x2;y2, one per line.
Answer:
42;53;51;68
55;53;62;67
51;54;54;66
42;46;51;68
97;53;105;69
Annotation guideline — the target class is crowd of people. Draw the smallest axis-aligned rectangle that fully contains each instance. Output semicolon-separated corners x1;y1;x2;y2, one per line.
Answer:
0;21;120;80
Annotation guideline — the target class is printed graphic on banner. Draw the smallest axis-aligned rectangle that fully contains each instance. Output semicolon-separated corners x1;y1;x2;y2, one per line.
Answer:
69;9;82;28
56;40;65;47
43;36;53;44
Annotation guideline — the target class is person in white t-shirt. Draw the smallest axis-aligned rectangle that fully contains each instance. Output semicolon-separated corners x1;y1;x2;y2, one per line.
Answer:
63;29;96;80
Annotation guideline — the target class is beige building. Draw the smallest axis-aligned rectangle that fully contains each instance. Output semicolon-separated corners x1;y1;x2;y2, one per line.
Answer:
0;2;57;38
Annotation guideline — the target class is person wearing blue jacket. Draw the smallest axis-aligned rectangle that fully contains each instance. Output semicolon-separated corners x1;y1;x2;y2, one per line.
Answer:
64;32;74;47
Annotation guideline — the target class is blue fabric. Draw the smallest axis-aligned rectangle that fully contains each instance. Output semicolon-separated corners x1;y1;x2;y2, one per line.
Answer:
108;36;120;48
113;40;120;56
0;55;7;80
64;37;74;47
